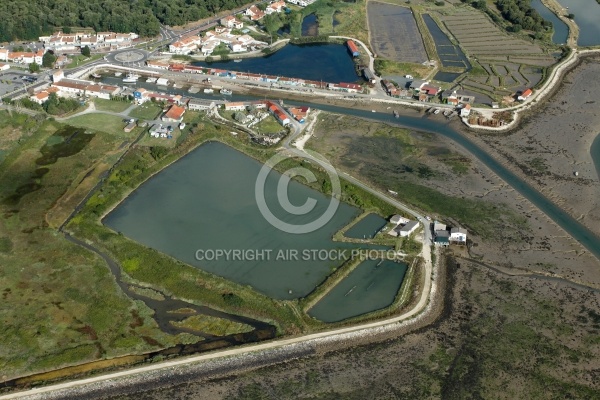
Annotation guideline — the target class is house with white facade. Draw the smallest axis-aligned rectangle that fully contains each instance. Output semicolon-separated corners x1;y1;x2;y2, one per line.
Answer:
221;16;244;29
245;5;265;20
169;36;202;55
450;227;467;243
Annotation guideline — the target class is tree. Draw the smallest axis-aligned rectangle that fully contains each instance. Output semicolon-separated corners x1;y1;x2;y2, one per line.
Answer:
42;51;57;68
567;13;575;19
28;62;40;73
81;45;91;57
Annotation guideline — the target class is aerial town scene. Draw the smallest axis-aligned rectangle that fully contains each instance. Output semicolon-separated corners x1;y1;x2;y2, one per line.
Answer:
0;0;599;398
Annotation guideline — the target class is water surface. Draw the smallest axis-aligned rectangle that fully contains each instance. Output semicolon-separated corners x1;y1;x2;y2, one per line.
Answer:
104;142;364;300
555;0;600;46
530;0;569;44
309;259;407;322
193;44;360;83
345;213;388;239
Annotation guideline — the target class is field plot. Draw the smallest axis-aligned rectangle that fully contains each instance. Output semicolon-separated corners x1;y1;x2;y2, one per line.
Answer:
441;12;545;56
431;9;558;104
422;14;470;70
368;2;428;64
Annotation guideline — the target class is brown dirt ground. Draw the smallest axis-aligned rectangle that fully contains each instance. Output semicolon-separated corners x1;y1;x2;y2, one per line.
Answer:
474;56;600;241
102;257;600;399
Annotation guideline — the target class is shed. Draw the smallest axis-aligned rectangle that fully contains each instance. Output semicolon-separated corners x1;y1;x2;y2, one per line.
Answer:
390;215;409;225
156;78;169;86
396;220;419;237
346;40;360;57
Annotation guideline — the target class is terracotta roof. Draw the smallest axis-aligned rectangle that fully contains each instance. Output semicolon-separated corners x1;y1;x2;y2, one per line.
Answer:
164;105;186;119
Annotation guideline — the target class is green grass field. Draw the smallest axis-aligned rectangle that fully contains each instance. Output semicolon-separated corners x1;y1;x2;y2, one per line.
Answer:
94;98;132;113
128;103;163;121
0;111;175;380
66;113;130;136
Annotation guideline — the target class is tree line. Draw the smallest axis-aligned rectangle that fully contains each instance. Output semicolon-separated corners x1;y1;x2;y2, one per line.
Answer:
0;0;254;42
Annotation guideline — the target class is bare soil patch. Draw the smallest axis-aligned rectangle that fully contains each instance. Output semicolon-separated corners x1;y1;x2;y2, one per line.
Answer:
367;2;428;64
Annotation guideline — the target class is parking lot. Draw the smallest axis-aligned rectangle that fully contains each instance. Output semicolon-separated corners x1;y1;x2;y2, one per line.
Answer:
0;71;38;97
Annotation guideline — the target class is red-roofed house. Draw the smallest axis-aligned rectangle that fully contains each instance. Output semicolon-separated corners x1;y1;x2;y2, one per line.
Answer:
328;82;362;93
246;5;265;20
266;1;286;14
460;103;471;117
420;84;439;96
221;15;244;29
162;104;186;122
518;88;533;101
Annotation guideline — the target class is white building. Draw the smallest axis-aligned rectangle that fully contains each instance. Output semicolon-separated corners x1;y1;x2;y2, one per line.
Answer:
169;36;202;55
390;215;409;225
221;16;244;29
396;220;419;237
450;227;467;243
460;103;471;117
188;99;215;111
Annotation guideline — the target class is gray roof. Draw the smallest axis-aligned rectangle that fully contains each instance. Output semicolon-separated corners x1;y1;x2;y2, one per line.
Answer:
435;230;450;238
399;220;419;232
451;227;467;235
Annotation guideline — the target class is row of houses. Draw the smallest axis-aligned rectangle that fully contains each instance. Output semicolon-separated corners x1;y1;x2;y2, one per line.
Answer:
0;49;44;64
29;72;121;103
169;27;267;55
39;31;138;53
245;1;286;21
223;100;294;126
146;61;365;93
433;220;467;246
285;0;317;7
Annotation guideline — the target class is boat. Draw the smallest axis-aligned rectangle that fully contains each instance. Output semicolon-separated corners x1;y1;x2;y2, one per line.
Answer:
123;73;140;83
220;88;232;95
233;59;242;63
91;73;101;79
204;88;214;94
433;108;440;115
443;109;451;117
146;77;157;83
114;72;123;77
393;110;399;118
574;171;579;177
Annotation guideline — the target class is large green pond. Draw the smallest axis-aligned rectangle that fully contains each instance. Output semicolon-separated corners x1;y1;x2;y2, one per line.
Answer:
308;259;408;323
104;141;372;300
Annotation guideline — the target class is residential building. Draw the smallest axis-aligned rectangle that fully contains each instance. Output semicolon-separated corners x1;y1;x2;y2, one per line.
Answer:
162;104;186;122
266;1;286;14
287;106;309;123
396;220;419;237
146;60;170;70
0;62;9;71
245;5;265;20
221;16;244;29
390;215;409;225
224;102;248;111
460;103;471;117
433;220;447;232
328;82;362;93
450;227;467;243
52;78;120;99
518;88;533;101
169;36;202;55
188;99;215;111
434;230;450;246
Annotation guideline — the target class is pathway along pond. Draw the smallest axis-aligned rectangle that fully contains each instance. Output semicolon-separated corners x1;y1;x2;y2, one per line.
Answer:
283;102;600;261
